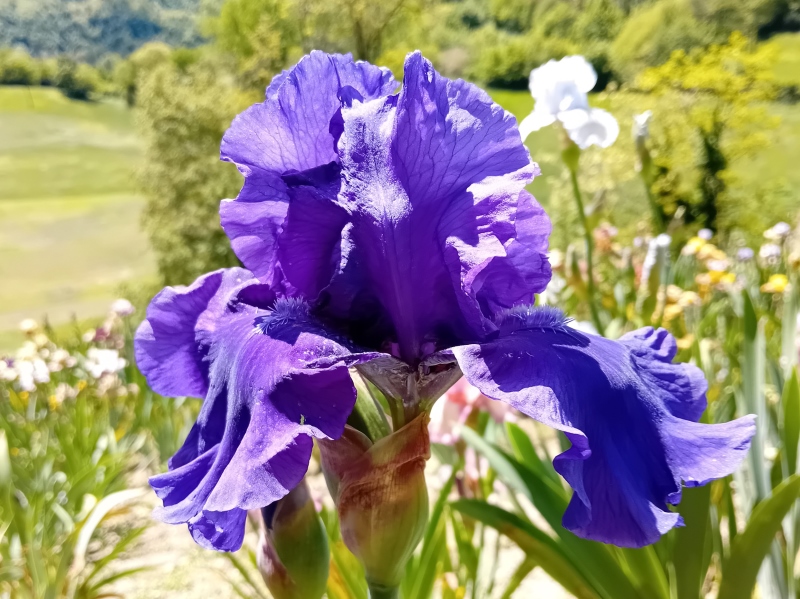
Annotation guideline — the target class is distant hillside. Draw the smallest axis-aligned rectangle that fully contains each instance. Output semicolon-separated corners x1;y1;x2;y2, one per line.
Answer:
0;0;214;62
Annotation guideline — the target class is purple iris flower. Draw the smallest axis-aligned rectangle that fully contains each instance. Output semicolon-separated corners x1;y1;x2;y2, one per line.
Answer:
135;51;755;551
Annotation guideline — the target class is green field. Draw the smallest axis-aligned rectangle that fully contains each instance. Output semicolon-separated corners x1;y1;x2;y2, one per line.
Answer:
0;87;155;350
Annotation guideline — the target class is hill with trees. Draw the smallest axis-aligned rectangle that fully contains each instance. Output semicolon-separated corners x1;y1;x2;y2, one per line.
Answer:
0;0;219;61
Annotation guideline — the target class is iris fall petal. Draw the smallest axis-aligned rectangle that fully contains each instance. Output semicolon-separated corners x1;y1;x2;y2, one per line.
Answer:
452;307;755;547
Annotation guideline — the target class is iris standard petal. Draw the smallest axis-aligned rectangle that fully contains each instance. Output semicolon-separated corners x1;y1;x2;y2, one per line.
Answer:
219;52;395;286
518;109;556;140
331;52;550;360
452;306;755;548
560;107;620;149
221;51;396;174
134;267;256;398
145;279;380;551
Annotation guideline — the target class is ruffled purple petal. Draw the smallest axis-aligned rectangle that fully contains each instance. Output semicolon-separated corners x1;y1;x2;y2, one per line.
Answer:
452;307;755;547
330;52;550;360
220;52;395;287
149;290;380;551
134;268;255;398
221;51;396;174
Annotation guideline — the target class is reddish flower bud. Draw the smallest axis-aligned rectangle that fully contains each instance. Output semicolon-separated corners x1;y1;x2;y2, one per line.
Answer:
318;414;430;591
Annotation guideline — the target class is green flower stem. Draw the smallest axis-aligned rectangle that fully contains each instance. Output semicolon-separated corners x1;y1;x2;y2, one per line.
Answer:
641;175;666;234
568;165;604;336
368;583;400;599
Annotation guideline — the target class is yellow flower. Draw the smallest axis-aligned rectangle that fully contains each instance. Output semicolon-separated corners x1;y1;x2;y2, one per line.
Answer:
697;243;727;262
663;303;684;322
18;391;29;402
720;272;736;285
76;379;88;392
676;334;695;350
761;274;790;294
682;237;706;256
666;285;683;303
678;291;701;307
48;395;60;411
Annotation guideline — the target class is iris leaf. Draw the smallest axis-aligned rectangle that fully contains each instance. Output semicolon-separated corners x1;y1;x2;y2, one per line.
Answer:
451;499;599;599
460;428;642;599
403;467;456;599
717;474;800;599
783;369;800;476
672;484;712;599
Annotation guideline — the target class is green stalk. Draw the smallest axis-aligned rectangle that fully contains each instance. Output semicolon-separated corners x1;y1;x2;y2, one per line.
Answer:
567;165;604;336
368;583;400;599
642;178;666;234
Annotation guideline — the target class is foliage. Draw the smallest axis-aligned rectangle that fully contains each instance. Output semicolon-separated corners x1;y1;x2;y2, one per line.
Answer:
0;305;198;598
136;56;243;285
204;0;298;89
113;42;175;106
609;0;715;82
0;0;204;63
638;32;779;232
0;48;41;86
53;59;101;101
444;220;800;598
0;48;108;100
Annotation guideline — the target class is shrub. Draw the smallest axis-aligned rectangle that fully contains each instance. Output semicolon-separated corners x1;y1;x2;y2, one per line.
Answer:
54;59;100;100
137;58;243;285
610;0;715;82
0;48;41;85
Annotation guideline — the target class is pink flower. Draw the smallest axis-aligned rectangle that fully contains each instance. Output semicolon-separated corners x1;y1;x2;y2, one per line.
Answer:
429;378;512;444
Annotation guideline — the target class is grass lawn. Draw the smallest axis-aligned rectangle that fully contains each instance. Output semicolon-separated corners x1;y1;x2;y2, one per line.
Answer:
0;87;155;352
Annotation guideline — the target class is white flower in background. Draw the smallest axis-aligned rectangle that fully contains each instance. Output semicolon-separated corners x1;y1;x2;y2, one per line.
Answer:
642;234;672;286
707;259;730;272
15;358;50;392
19;318;38;334
736;247;755;262
0;360;17;382
48;348;75;372
16;341;38;361
110;298;136;317
52;383;77;407
764;222;792;241
519;55;619;149
760;243;782;264
632;110;652;144
698;228;713;241
84;348;126;379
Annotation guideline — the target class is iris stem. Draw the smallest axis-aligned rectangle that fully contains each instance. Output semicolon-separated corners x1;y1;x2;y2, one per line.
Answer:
568;165;605;336
641;175;666;234
368;583;400;599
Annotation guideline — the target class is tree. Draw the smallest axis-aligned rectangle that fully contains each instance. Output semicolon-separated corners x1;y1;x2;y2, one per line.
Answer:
637;32;779;231
610;0;715;81
136;57;244;284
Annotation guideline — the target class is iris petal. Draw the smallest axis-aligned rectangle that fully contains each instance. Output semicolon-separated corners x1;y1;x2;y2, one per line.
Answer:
137;271;380;551
452;307;755;547
220;52;395;287
331;52;550;359
134;267;255;398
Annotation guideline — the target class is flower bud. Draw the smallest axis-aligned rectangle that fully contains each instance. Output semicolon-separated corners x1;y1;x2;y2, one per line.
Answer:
318;414;430;591
633;110;654;181
256;480;329;599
